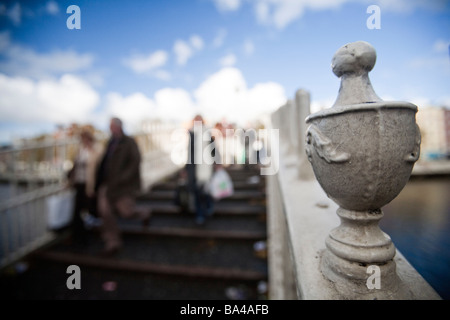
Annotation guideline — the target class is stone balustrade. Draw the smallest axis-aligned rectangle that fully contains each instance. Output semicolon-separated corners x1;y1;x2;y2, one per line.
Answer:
267;41;441;300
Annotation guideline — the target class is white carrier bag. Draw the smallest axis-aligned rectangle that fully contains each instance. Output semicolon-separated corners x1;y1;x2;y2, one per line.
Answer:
207;168;234;200
46;189;76;230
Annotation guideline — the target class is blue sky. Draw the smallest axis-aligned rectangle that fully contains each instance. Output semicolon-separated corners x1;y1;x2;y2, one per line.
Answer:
0;0;449;144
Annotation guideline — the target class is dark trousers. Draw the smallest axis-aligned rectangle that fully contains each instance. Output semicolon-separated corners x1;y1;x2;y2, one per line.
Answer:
194;184;214;220
71;183;97;244
71;183;88;244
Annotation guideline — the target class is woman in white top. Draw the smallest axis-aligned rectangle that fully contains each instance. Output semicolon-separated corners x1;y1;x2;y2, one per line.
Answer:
69;129;103;244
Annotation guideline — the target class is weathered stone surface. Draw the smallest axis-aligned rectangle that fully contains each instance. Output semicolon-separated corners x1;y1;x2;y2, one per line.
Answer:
269;40;440;300
331;41;381;107
305;40;425;299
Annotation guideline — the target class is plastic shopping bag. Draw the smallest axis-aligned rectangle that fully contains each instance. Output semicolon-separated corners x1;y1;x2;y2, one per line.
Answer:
208;168;234;200
46;189;75;230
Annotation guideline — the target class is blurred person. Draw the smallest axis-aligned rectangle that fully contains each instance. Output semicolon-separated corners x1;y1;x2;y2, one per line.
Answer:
95;117;150;255
212;122;225;165
68;128;104;245
224;122;239;166
184;115;220;225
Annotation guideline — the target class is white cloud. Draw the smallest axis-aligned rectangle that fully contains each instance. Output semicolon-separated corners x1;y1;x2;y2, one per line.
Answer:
154;88;196;120
0;34;101;143
213;0;349;29
45;1;60;15
104;92;157;131
246;82;288;117
124;50;168;74
1;60;286;143
219;53;237;67
0;73;99;124
103;88;195;132
154;70;172;81
0;32;94;79
194;67;286;124
243;40;255;56
173;35;204;66
103;67;286;132
213;0;443;30
1;1;65;26
190;35;204;51
254;0;348;29
212;0;241;12
255;1;270;24
173;40;193;66
433;39;449;53
272;0;306;29
213;28;227;48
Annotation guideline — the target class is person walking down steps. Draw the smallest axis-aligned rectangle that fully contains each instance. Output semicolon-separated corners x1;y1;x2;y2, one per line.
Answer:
95;117;151;255
68;128;103;245
184;115;220;225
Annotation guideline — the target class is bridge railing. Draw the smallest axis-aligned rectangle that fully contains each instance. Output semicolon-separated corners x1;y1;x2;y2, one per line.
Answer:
267;88;441;300
0;138;79;195
266;41;441;300
0;184;64;269
0;121;183;270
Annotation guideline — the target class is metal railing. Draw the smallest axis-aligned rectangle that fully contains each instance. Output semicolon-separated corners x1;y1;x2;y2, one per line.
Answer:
0;121;183;270
0;184;65;269
0;138;79;195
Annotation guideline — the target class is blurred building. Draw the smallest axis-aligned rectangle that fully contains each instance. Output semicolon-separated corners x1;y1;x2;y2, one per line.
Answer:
416;106;450;160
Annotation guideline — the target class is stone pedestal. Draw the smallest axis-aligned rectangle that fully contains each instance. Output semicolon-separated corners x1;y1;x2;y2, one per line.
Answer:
305;41;421;299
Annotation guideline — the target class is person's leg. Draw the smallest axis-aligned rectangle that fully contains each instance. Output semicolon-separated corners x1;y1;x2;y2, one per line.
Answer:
97;186;122;253
115;195;151;226
194;186;206;225
206;194;214;216
72;183;88;244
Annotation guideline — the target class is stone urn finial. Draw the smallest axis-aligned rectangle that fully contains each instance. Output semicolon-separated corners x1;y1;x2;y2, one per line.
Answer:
331;41;382;107
305;41;421;299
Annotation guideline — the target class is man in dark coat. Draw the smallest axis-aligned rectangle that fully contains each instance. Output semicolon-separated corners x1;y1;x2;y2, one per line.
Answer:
96;117;148;255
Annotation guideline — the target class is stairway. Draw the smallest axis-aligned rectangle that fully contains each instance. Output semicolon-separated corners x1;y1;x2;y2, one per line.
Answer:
0;165;268;300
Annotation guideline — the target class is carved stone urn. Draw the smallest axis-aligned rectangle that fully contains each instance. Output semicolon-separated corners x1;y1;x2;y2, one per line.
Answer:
305;41;421;298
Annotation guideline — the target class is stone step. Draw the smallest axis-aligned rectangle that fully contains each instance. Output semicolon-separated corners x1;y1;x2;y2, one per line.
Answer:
33;231;267;280
86;221;267;241
133;214;267;234
147;180;265;192
4;257;263;299
34;251;267;281
139;189;265;202
137;202;266;216
1;165;269;300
